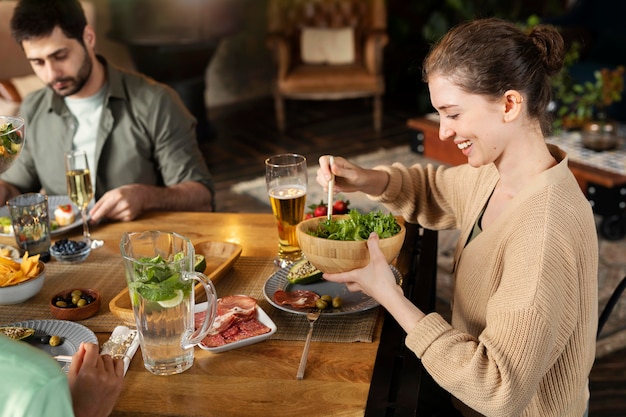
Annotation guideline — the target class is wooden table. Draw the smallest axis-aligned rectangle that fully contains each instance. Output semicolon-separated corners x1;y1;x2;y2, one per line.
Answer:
0;212;390;417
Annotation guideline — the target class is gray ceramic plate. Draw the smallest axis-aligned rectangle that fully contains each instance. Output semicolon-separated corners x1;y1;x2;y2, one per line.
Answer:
263;264;402;316
1;319;97;372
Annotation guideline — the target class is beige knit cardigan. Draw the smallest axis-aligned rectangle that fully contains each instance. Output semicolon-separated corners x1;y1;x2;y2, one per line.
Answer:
372;145;598;417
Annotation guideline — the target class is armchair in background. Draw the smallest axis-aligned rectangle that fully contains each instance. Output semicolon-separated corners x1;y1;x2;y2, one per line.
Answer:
266;0;388;132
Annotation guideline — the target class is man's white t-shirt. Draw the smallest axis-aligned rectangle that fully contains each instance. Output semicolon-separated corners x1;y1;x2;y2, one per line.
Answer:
64;84;107;189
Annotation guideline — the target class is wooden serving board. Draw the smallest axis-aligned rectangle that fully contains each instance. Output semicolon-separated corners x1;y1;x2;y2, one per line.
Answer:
109;241;242;326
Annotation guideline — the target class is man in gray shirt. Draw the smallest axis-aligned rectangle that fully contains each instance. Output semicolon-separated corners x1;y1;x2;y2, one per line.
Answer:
0;0;215;222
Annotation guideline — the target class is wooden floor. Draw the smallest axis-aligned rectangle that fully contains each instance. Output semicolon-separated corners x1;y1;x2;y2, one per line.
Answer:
200;96;626;417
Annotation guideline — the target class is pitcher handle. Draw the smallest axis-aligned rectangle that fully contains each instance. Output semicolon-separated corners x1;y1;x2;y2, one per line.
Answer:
181;271;218;349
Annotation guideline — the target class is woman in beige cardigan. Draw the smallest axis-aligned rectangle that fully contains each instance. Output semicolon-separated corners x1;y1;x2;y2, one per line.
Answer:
317;18;598;417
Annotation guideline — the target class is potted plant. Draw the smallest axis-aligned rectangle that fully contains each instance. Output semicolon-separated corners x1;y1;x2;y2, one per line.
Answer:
553;63;624;150
554;64;625;130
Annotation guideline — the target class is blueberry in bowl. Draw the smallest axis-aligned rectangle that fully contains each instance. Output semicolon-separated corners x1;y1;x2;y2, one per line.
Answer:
50;238;91;263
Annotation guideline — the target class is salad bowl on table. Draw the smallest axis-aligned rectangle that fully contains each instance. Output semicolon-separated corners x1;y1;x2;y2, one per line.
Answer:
296;213;406;274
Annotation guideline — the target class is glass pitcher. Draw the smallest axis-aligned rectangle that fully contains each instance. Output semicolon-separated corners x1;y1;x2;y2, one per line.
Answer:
120;231;217;375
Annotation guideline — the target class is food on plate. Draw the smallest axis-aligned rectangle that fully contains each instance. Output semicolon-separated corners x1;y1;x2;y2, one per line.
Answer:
53;289;97;308
48;335;62;347
273;289;320;308
0;216;12;234
194;254;206;273
286;259;323;285
54;204;75;226
0;244;19;260
51;238;89;256
0;252;41;287
195;295;271;348
0;326;62;346
307;210;401;240
0;326;35;340
315;294;343;310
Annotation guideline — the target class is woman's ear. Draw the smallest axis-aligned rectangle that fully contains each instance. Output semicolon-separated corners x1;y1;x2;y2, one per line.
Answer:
503;90;523;122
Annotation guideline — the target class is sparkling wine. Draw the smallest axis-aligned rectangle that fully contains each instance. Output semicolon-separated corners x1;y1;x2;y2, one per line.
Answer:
66;169;93;210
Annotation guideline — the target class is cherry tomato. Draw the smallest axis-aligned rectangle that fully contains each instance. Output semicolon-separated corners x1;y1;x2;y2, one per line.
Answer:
58;204;73;213
313;205;327;217
333;200;349;214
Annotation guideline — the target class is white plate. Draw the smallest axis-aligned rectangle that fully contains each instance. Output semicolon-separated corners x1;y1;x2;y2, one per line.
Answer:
0;195;87;237
194;301;277;353
1;319;97;372
263;264;402;316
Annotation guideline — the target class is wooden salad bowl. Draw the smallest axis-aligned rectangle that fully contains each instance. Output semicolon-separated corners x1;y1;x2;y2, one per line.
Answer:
296;215;406;274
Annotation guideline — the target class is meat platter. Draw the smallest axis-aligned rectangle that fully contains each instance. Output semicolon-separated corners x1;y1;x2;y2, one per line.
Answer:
194;297;276;353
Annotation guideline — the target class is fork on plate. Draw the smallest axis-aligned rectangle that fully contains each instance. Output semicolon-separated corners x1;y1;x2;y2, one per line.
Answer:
296;310;321;380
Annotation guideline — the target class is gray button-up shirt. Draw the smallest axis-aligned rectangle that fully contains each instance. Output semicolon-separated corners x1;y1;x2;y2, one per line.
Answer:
1;56;214;205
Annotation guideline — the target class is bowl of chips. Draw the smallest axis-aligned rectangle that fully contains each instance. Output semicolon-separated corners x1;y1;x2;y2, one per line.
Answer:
0;253;45;305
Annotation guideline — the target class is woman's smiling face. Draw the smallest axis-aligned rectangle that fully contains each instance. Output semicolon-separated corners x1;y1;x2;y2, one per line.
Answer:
428;74;509;168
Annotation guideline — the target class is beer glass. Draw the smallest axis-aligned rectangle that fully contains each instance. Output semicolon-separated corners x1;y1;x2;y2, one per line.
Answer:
265;154;307;268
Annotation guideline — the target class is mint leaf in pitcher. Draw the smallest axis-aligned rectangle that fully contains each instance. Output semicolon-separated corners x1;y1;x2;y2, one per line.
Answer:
130;252;192;303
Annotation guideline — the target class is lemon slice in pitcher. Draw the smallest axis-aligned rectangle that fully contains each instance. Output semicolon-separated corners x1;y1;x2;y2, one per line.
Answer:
157;290;184;308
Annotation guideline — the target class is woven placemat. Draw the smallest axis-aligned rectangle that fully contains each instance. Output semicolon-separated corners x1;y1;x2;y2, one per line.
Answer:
215;257;381;343
1;254;381;342
0;249;129;332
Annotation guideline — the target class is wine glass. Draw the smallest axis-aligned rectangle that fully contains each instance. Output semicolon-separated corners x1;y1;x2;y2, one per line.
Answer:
64;150;94;243
265;154;307;268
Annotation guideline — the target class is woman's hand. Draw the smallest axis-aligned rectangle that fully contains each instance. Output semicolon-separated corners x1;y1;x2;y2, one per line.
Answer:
323;232;426;332
322;233;403;302
316;155;389;196
68;342;125;417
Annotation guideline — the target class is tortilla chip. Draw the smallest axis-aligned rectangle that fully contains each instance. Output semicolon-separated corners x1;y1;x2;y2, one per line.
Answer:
0;252;41;287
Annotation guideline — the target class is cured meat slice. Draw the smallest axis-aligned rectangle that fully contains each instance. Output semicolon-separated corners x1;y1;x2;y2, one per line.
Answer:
217;295;257;317
195;295;271;348
201;317;271;348
273;289;319;308
197;295;259;335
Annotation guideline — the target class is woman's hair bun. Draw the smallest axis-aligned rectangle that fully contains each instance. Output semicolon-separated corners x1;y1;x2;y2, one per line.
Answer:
529;24;565;77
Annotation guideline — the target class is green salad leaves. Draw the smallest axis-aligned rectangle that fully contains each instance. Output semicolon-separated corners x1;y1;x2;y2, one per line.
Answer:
307;210;401;241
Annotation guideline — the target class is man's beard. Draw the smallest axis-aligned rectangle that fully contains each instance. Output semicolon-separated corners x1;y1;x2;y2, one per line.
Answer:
49;52;93;97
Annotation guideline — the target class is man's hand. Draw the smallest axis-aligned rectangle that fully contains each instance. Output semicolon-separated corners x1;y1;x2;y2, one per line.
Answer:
89;185;146;223
67;343;125;417
89;182;213;223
